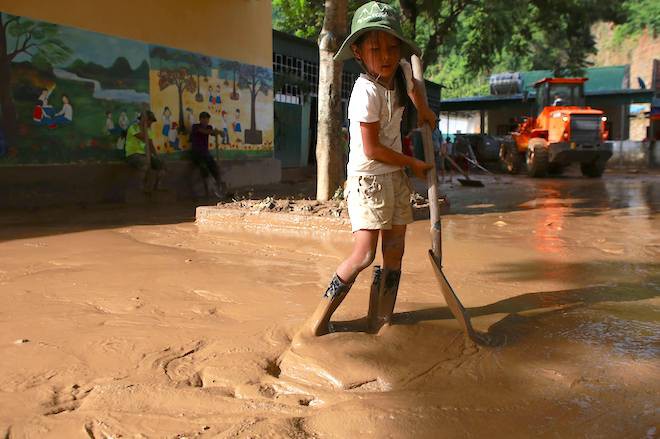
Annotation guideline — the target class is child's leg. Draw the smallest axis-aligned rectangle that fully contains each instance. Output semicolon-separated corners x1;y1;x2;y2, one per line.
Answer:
372;225;406;329
299;230;379;338
335;229;379;283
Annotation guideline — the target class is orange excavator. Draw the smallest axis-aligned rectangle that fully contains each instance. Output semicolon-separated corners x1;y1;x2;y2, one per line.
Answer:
499;77;611;177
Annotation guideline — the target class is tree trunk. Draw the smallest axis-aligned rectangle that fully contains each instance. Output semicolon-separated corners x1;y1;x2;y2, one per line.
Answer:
0;16;17;141
231;68;239;100
195;73;203;102
315;0;347;201
177;86;186;133
249;76;257;131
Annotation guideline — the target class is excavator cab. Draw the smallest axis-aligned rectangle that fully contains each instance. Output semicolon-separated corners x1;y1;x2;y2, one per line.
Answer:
535;79;586;114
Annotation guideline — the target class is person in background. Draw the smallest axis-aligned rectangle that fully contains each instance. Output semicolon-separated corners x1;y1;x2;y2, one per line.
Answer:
124;110;164;193
189;111;226;198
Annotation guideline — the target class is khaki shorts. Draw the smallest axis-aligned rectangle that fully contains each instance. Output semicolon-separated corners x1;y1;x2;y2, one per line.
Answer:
345;170;413;232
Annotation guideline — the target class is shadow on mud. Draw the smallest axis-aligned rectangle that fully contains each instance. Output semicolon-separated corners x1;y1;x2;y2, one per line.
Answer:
334;272;659;348
0;202;200;243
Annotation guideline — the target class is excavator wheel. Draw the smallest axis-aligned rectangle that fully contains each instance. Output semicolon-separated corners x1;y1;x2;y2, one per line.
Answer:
526;138;549;177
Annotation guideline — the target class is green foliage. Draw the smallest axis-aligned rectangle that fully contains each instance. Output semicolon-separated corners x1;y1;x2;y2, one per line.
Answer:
3;14;72;68
613;0;660;43
273;0;652;98
272;0;326;40
425;52;488;98
272;0;368;40
429;0;627;96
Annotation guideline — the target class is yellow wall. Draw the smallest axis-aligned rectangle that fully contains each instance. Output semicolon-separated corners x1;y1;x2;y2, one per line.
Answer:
0;0;272;68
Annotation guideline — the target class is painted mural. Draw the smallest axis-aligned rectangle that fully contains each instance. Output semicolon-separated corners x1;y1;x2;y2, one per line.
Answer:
149;46;273;159
0;12;273;164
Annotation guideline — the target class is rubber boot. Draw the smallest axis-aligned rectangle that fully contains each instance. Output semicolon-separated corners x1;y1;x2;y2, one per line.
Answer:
366;265;382;333
306;274;353;336
376;269;401;330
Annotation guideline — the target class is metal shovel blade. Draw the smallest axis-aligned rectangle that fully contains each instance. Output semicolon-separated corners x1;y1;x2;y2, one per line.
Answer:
428;250;502;346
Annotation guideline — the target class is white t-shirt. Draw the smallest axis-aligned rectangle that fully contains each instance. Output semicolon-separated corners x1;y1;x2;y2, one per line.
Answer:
347;60;414;176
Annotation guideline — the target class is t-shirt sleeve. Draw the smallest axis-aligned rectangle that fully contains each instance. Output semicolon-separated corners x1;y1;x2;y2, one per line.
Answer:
348;79;380;123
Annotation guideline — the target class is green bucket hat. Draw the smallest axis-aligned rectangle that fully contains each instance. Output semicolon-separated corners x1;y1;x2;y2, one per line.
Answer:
334;1;421;62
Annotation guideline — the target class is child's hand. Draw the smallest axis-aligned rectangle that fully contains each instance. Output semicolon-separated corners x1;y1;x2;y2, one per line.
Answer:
418;106;436;128
410;159;433;180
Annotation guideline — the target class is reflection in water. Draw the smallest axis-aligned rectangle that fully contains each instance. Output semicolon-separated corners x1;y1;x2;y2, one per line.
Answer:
531;184;567;255
445;176;659;219
555;306;660;360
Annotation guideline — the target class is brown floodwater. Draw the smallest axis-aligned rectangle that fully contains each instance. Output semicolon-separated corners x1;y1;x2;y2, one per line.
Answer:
0;174;658;438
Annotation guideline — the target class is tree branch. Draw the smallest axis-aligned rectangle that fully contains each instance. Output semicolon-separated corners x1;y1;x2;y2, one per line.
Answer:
8;32;34;61
3;15;19;29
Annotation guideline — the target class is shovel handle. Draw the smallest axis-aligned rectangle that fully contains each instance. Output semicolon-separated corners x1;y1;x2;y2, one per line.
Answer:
411;56;442;262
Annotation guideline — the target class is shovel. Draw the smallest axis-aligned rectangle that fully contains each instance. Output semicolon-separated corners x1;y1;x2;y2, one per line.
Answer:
411;56;496;346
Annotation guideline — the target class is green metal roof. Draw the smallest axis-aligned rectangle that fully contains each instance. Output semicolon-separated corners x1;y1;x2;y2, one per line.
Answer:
520;65;629;93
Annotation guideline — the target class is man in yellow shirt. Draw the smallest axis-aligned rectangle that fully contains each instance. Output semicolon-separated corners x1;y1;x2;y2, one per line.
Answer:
125;110;164;192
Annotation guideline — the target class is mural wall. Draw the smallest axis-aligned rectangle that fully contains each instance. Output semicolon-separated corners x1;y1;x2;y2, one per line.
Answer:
0;11;273;164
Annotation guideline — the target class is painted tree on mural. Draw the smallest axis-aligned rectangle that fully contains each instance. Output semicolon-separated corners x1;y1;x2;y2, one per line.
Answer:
237;65;272;145
218;60;241;100
157;68;196;133
0;13;71;142
189;54;212;102
151;46;206;133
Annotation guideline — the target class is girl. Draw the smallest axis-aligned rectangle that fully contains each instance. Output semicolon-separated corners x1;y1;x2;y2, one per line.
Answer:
297;1;436;339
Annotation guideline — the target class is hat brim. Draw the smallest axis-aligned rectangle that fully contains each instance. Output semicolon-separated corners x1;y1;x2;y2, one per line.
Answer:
334;25;421;62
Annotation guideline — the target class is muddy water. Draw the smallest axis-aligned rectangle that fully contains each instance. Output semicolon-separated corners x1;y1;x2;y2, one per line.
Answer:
0;175;658;438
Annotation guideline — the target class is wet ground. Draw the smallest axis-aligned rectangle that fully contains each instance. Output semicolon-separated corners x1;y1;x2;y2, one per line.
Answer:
0;172;658;438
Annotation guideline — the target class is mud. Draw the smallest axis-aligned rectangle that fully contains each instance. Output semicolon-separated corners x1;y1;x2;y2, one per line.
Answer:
0;173;658;438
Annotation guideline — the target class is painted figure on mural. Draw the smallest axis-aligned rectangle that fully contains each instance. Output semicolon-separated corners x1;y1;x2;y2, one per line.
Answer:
215;84;222;112
51;95;73;126
33;100;49;125
168;121;181;150
233;108;242;133
161;106;172;142
118;111;130;131
185;107;195;133
37;87;55;111
104;111;122;136
33;86;57;125
208;85;215;112
220;110;230;144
